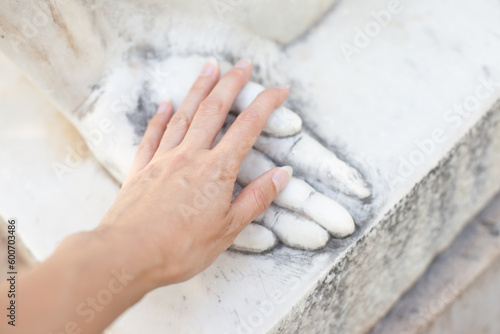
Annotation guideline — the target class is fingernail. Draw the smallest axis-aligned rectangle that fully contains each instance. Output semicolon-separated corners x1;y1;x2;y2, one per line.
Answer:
235;59;251;68
157;101;171;114
275;85;290;90
200;59;217;77
272;166;293;193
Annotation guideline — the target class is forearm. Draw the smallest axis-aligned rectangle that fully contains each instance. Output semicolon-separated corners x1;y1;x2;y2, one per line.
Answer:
0;58;290;333
1;229;150;334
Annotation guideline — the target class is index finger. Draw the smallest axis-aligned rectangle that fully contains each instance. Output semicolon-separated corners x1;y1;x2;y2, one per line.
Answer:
214;86;289;163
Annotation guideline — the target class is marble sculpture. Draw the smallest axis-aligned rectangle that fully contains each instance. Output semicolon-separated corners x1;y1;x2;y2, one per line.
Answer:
0;0;371;252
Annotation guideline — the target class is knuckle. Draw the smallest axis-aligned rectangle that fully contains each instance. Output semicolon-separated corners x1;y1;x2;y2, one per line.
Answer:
146;113;163;129
190;81;209;95
173;146;193;161
199;97;225;116
169;113;191;129
218;162;238;183
238;108;263;125
212;149;240;176
138;140;156;155
140;160;163;180
226;214;241;237
163;148;192;170
251;187;269;213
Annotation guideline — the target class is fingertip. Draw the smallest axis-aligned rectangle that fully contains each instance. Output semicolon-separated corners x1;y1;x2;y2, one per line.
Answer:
200;58;219;77
234;58;252;69
272;166;293;193
275;85;290;99
207;57;219;67
232;59;254;78
156;101;173;115
262;85;289;107
275;85;290;91
250;86;288;110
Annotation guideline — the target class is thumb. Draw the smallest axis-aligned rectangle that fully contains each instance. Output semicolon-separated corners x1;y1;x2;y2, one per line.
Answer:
229;166;293;233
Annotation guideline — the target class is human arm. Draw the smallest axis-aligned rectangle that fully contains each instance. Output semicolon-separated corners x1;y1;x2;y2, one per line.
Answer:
0;59;291;334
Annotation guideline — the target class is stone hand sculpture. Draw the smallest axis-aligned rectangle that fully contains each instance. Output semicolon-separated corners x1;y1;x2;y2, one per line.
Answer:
0;0;370;252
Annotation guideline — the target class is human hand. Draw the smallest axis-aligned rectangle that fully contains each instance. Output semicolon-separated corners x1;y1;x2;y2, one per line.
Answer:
97;59;292;286
72;55;366;253
147;59;366;253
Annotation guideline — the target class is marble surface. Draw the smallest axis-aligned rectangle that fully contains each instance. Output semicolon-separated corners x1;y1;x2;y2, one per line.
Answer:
2;0;500;332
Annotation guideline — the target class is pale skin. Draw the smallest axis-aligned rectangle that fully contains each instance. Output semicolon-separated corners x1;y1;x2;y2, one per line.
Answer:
0;59;292;333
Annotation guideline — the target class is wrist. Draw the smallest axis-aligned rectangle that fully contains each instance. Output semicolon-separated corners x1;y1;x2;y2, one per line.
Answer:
15;228;155;334
54;228;154;300
92;216;184;289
